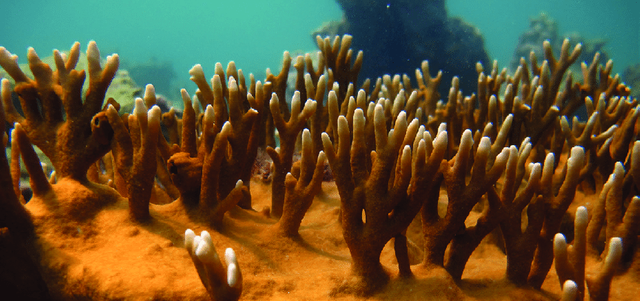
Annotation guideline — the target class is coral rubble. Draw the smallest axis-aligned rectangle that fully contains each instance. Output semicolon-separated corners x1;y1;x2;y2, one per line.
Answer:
0;33;639;301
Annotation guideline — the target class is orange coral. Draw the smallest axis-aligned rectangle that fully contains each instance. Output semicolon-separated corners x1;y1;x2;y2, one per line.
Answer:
0;35;639;301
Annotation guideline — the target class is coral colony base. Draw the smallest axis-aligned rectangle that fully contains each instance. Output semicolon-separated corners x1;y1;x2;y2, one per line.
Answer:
0;35;639;301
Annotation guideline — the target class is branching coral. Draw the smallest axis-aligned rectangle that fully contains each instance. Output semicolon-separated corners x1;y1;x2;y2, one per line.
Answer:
158;61;268;226
422;129;509;274
444;135;541;280
586;163;640;267
0;42;118;181
527;147;585;288
166;95;247;227
185;229;242;301
266;91;317;218
189;63;263;209
554;205;625;301
0;42;126;225
274;129;326;237
322;102;447;289
0;81;33;240
0;31;639;301
316;35;363;105
105;99;161;221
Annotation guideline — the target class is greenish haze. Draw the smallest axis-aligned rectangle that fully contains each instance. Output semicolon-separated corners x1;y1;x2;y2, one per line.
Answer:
3;0;639;97
4;0;342;96
447;0;639;75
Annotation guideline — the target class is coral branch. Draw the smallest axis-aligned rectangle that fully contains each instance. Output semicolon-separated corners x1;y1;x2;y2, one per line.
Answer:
190;66;261;208
316;34;363;104
276;129;326;237
445;139;541;280
529;146;585;288
561;280;578;301
13;124;52;198
200;122;247;225
323;104;446;291
422;130;509;269
267;91;316;218
586;238;622;301
586;162;640;265
0;83;32;240
553;206;588;300
185;229;242;301
105;99;161;221
554;205;625;301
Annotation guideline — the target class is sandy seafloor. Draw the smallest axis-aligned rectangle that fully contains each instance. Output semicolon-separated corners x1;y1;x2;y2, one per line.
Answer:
21;177;640;300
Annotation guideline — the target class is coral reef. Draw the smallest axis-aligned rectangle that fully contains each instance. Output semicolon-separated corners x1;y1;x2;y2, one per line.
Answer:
511;12;610;78
0;31;639;301
623;63;640;100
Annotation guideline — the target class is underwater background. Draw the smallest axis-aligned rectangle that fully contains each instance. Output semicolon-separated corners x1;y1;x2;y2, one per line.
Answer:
4;0;639;101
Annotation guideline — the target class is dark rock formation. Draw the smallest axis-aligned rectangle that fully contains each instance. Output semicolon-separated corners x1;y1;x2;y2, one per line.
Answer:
314;0;490;96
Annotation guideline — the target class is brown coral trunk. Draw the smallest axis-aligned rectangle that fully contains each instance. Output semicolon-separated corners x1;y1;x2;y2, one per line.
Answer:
394;234;413;277
348;242;390;291
270;141;295;218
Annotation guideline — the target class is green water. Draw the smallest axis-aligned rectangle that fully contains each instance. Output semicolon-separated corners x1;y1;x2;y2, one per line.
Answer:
4;0;342;97
3;0;639;98
447;0;640;75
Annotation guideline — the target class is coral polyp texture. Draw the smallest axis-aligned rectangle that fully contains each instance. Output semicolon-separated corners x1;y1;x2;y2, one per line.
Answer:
1;34;639;301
